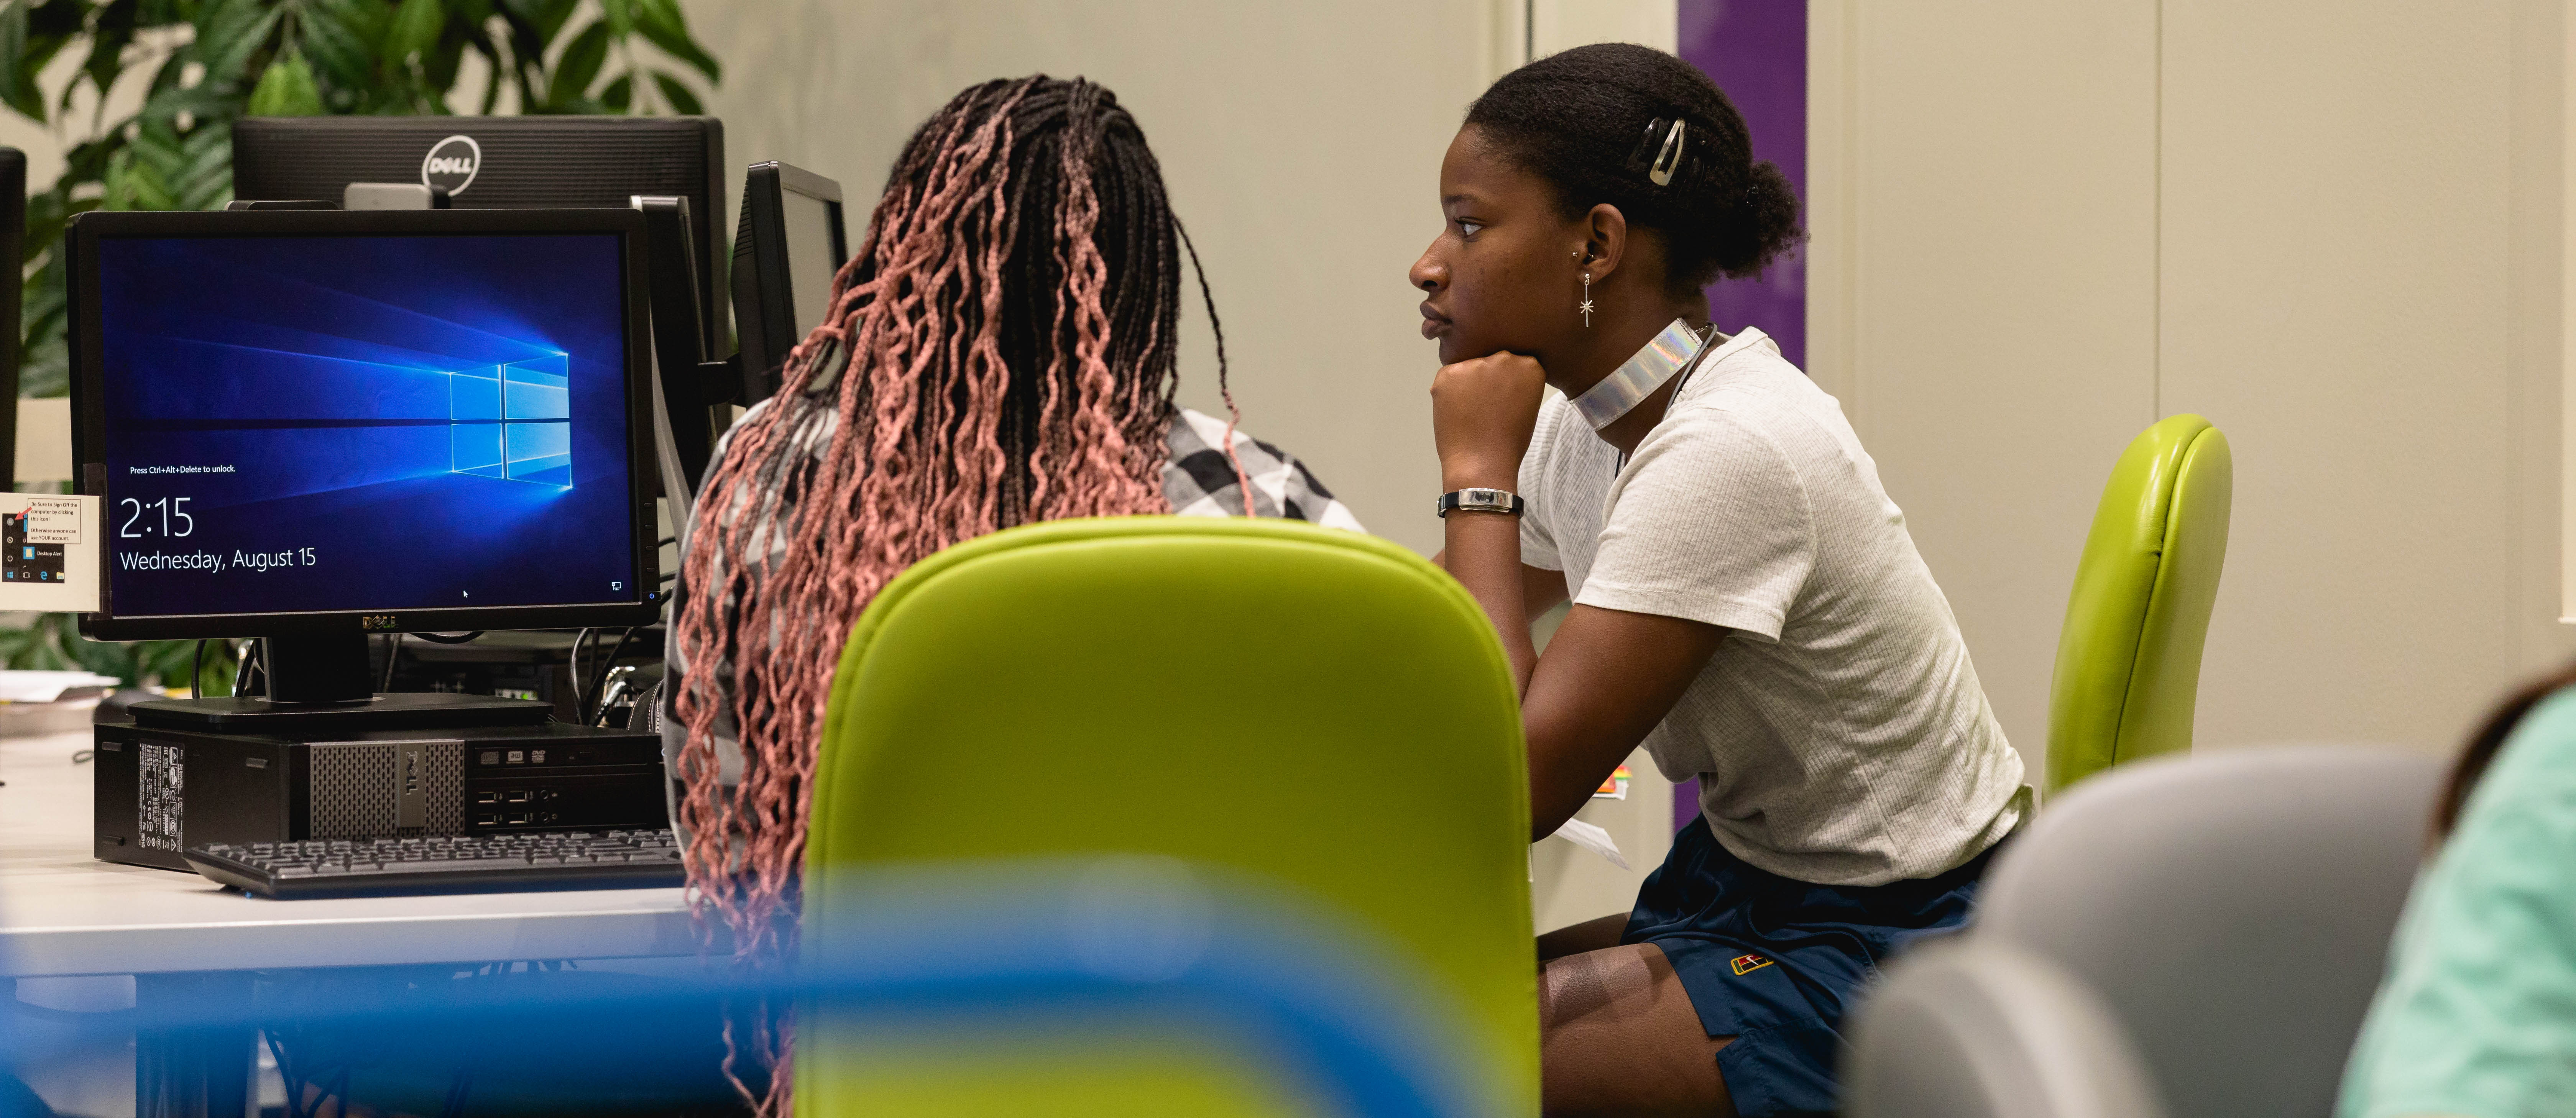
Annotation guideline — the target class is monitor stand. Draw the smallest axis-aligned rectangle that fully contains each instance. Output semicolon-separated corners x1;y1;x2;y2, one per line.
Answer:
127;633;555;732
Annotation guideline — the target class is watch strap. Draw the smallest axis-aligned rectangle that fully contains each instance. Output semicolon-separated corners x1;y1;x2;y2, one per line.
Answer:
1437;488;1526;518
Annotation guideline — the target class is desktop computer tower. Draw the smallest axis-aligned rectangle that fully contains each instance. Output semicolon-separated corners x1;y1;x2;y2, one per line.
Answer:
92;721;670;873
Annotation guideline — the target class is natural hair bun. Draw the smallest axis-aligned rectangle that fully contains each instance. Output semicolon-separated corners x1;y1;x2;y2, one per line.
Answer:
1466;43;1806;291
1712;159;1800;279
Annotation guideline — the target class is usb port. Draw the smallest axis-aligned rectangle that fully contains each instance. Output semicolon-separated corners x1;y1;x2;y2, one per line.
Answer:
475;791;498;804
506;812;533;825
506;791;532;804
475;813;498;825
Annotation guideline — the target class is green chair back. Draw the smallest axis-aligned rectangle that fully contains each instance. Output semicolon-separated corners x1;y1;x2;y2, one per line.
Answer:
799;517;1537;1116
2046;415;2234;796
792;858;1498;1118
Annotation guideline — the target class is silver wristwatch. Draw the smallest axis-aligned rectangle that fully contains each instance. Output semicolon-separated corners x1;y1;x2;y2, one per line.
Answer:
1437;488;1526;519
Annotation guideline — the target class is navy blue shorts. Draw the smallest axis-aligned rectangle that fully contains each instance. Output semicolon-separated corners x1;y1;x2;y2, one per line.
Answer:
1621;818;2004;1118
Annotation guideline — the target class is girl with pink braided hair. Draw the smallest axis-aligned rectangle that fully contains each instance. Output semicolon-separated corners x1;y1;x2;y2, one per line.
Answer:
663;76;1359;1112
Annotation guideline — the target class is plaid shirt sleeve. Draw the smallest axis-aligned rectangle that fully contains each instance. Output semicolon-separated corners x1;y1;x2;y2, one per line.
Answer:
1162;407;1366;531
672;404;1368;800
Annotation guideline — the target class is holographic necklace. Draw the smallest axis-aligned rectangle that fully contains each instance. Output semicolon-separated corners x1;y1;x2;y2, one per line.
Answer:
1571;318;1712;430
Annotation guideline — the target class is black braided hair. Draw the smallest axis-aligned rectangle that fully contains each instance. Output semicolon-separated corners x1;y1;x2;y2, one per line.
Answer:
1466;43;1803;294
854;75;1228;521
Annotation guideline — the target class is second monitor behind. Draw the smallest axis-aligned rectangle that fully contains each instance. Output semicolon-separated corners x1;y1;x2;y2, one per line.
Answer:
731;161;848;405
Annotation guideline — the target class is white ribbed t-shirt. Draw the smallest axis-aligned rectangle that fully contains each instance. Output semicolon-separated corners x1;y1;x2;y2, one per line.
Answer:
1521;328;2028;887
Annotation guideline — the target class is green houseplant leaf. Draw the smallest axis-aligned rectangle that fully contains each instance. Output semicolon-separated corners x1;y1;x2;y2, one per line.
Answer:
632;0;717;84
651;69;699;116
544;18;608;109
384;0;442;64
245;49;323;116
0;0;721;681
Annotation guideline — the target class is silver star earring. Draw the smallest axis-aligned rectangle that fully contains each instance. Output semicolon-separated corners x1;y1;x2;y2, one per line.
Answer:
1579;271;1595;327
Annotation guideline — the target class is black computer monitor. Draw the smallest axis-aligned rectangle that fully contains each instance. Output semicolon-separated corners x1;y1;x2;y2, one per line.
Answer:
66;208;662;717
731;161;848;404
230;117;733;485
231;118;726;334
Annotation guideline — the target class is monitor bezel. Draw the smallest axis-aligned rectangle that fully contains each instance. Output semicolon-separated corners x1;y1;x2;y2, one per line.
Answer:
68;207;664;642
733;160;846;405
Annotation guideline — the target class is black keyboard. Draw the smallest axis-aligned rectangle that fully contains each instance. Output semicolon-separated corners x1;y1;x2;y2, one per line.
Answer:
183;830;687;898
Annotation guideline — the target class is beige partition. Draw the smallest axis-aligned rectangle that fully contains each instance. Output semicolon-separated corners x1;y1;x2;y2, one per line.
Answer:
1817;0;2576;767
14;398;69;485
685;0;1684;925
2159;0;2571;749
1808;0;2160;783
682;0;1526;556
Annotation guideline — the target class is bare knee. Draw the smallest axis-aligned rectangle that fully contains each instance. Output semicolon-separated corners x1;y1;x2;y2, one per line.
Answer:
1539;944;1736;1118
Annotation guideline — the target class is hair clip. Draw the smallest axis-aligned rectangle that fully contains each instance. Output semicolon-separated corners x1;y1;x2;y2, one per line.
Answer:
1626;118;1669;175
1648;119;1687;186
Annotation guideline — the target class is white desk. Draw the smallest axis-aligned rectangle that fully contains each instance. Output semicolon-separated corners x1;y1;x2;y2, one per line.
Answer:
0;727;706;1118
0;729;700;978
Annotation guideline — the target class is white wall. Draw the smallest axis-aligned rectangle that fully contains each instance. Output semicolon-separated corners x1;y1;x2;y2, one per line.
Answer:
683;0;1681;931
1808;0;2160;784
1814;0;2572;776
23;0;2517;877
680;0;1521;555
2162;0;2566;749
0;0;1682;931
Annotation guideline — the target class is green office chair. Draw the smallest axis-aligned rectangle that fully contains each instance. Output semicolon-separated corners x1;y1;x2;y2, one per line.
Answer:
799;517;1538;1116
2045;415;2234;797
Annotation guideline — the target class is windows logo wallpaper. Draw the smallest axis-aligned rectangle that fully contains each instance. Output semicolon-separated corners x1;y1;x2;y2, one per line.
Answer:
449;355;572;486
94;234;637;617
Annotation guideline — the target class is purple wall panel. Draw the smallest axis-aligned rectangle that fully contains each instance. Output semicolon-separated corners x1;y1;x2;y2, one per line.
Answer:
1679;0;1807;369
1673;0;1806;834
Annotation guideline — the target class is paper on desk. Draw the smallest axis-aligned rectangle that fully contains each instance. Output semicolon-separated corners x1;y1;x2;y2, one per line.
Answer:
0;669;122;702
1550;818;1628;870
0;494;99;613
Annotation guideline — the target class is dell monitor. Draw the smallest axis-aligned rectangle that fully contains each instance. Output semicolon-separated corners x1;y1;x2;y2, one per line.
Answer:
230;117;733;484
66;208;662;723
731;161;848;404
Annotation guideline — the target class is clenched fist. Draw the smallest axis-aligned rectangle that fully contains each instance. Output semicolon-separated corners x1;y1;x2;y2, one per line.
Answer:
1431;351;1549;491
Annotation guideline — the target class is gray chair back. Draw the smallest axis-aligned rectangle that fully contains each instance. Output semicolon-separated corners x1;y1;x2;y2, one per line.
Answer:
1848;939;2168;1118
1975;745;2442;1118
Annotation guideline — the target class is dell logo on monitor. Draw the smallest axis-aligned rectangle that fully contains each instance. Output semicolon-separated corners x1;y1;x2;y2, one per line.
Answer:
420;135;481;195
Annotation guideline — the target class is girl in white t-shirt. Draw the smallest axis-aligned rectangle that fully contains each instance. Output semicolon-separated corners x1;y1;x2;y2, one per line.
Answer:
1410;44;2030;1118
